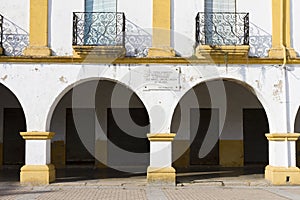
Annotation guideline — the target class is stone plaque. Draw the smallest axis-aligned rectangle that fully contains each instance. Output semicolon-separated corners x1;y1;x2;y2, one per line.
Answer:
143;67;180;91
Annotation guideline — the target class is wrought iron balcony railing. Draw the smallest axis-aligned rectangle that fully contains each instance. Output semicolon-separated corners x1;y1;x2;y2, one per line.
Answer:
73;12;125;47
0;14;3;49
196;12;249;46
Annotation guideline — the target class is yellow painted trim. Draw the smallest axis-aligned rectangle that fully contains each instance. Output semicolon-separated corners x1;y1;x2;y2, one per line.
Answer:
265;165;300;185
147;133;176;141
265;133;300;141
152;0;171;47
20;132;55;140
269;0;297;58
20;164;55;185
147;166;176;185
195;45;250;59
219;140;244;167
1;56;300;64
24;0;51;56
147;47;175;58
73;46;126;59
0;47;3;55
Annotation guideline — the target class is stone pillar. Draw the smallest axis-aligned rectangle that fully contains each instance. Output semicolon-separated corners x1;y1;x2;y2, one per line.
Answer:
147;0;175;57
265;133;300;185
147;133;176;185
20;132;55;185
268;0;297;58
23;0;51;56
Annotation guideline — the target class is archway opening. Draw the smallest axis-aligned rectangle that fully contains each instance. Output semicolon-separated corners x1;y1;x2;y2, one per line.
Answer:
294;108;300;166
171;79;269;182
0;84;26;181
49;80;150;181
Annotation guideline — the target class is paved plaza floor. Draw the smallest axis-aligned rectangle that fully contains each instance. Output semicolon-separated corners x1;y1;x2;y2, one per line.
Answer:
1;165;300;200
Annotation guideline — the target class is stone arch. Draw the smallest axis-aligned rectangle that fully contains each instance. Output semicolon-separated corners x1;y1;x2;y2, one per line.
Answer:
47;78;150;172
171;77;270;170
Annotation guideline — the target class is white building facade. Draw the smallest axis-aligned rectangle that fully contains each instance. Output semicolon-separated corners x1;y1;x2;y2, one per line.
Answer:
0;0;300;185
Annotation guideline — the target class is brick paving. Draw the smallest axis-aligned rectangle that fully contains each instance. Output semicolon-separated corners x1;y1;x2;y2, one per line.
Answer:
2;182;300;200
1;167;300;200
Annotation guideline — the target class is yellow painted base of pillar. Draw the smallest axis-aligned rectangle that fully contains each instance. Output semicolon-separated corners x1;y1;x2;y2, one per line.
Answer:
147;47;175;57
268;47;298;59
23;46;51;57
147;166;176;185
265;165;300;185
51;141;65;168
219;140;244;167
20;164;55;185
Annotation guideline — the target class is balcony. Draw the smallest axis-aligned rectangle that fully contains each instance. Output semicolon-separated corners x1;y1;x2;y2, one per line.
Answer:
0;14;3;55
72;12;126;58
195;12;250;59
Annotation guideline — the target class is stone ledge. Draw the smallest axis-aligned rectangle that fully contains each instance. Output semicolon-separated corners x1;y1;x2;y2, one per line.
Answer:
73;46;126;59
195;45;250;59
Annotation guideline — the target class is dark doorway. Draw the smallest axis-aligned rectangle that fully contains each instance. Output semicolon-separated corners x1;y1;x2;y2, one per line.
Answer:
107;108;149;167
66;108;95;164
190;108;219;165
243;108;269;165
3;108;26;165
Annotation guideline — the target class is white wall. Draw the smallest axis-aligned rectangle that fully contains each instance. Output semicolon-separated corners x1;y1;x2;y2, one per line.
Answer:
49;0;84;56
0;0;29;32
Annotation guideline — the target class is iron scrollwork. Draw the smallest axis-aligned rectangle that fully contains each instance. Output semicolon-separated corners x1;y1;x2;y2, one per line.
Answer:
196;12;249;46
73;12;125;47
1;16;29;56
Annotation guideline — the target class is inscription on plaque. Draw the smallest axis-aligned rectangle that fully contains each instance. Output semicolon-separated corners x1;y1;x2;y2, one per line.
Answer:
143;67;180;91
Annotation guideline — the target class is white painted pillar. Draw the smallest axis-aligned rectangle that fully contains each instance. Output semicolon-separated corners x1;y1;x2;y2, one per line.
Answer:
265;133;300;185
20;132;55;185
142;91;178;185
147;133;176;185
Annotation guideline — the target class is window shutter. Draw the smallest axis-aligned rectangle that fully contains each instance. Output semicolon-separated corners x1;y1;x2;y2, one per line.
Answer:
85;0;116;12
205;0;236;13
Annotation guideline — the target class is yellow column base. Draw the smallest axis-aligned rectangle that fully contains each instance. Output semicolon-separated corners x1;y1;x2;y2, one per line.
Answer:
268;47;298;59
265;165;300;185
147;166;176;185
23;46;51;57
219;140;244;167
20;164;55;185
147;47;175;57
